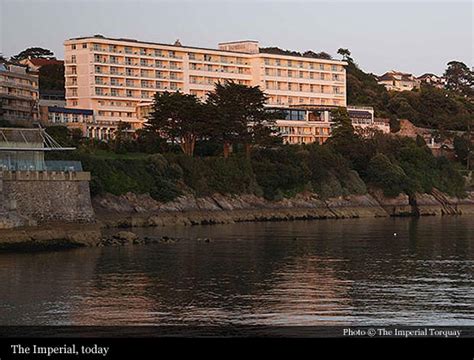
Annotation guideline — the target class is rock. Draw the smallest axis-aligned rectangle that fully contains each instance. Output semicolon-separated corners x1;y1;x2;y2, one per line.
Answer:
66;230;102;246
159;236;179;244
113;231;139;244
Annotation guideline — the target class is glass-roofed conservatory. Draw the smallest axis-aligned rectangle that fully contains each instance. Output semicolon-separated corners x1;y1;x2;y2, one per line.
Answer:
0;127;79;171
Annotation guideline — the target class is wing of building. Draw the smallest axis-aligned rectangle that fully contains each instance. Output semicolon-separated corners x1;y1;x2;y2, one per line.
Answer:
63;36;348;140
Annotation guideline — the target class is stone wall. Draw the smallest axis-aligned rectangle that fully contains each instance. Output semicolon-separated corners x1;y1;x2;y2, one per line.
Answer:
1;171;95;224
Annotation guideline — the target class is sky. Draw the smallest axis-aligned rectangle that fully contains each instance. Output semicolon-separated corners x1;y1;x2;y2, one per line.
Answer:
0;0;472;76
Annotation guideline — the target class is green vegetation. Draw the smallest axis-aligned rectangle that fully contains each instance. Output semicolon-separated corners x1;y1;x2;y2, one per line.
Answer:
47;109;466;202
146;81;279;158
345;57;473;132
260;47;332;60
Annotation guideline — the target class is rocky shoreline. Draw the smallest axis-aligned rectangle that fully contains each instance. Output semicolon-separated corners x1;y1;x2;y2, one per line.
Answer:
1;190;473;252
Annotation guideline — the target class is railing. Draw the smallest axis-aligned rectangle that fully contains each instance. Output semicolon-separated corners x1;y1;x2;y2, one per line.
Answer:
45;161;83;172
0;160;83;172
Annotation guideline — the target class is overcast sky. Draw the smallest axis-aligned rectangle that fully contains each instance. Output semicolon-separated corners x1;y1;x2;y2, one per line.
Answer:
1;0;472;76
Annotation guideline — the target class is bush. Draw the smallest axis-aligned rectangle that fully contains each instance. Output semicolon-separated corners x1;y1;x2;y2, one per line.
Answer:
366;153;408;197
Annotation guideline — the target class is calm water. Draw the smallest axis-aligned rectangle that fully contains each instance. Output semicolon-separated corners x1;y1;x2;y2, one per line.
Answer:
0;217;473;326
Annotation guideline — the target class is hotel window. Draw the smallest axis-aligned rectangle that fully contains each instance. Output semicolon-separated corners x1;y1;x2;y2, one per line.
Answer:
310;72;314;79
298;61;303;68
95;88;104;96
204;54;212;62
72;114;79;123
93;44;100;51
265;68;271;76
140;48;146;55
189;53;195;60
82;44;87;49
110;67;119;75
126;68;133;76
126;90;133;97
109;45;117;53
264;58;270;65
332;65;338;71
71;55;76;63
299;71;304;78
110;56;119;64
287;60;293;68
299;84;304;92
156;81;162;89
140;59;147;67
170;83;178;90
126;58;133;65
72;44;76;50
288;70;293;78
320;73;325;80
276;59;281;66
309;63;314;70
154;49;162;57
319;64;325;70
126;79;134;87
111;89;118;97
95;66;102;74
125;47;132;54
169;51;176;58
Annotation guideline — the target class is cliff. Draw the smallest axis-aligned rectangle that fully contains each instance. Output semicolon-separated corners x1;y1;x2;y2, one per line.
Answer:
93;190;474;228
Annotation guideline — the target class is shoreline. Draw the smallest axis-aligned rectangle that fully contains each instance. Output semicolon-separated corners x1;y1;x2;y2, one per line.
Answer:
1;190;473;252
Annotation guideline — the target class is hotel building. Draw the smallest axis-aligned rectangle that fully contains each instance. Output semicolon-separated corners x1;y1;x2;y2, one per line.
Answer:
64;35;347;140
0;61;39;125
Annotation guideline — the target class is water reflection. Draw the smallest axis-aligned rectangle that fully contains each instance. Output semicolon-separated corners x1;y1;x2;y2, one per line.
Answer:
0;217;473;325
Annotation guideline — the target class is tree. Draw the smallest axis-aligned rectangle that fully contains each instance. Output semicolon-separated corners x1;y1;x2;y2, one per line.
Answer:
11;47;55;62
39;63;64;91
327;107;356;148
366;153;409;197
206;81;277;158
444;61;473;97
148;91;209;156
302;50;332;60
337;48;353;62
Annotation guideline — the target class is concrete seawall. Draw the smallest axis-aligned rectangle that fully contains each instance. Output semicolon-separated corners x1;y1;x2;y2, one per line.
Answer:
0;170;94;226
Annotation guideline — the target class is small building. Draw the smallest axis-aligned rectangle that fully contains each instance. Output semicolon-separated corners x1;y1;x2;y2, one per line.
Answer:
417;73;446;89
377;70;420;91
40;106;94;137
19;58;64;73
0;61;39;125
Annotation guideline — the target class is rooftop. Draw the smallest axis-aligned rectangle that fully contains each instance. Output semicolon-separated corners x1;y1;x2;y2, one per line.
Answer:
65;35;346;64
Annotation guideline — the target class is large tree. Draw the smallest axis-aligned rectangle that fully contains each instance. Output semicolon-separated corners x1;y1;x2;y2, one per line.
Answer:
11;47;55;62
148;91;209;156
206;81;277;158
39;63;65;91
337;48;353;62
444;61;473;97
